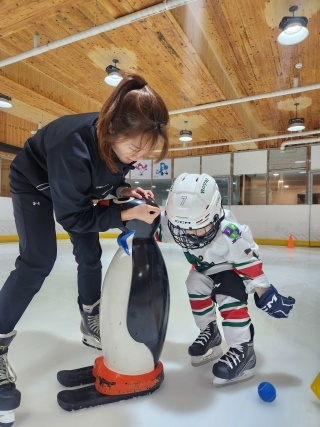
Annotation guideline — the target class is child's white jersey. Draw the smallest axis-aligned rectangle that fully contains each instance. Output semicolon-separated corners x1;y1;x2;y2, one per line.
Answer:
160;209;270;293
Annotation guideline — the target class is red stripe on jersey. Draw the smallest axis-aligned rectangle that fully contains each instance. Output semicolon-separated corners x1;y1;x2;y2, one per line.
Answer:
233;262;264;279
190;298;213;311
221;306;249;320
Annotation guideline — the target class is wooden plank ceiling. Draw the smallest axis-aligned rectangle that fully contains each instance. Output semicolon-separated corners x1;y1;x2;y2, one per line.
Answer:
0;0;319;158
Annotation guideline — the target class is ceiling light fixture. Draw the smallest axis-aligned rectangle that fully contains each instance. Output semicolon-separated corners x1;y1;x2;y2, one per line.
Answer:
179;121;192;142
287;102;305;132
104;59;123;87
277;5;309;45
0;93;12;108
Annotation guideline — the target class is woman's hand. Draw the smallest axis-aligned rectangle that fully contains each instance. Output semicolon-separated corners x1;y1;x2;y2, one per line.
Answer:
121;204;161;224
120;186;154;200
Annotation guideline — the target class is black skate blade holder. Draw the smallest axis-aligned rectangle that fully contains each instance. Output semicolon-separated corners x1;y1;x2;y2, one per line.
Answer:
57;360;164;411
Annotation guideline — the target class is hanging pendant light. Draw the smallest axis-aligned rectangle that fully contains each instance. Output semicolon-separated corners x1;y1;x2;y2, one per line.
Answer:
0;93;12;108
277;5;309;46
179;121;192;142
104;59;123;87
287;103;305;132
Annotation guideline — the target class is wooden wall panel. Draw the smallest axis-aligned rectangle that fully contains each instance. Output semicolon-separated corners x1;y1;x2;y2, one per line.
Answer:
0;158;11;196
0;111;34;147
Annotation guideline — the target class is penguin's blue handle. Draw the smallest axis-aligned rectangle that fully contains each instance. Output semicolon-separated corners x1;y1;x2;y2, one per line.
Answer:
117;230;136;255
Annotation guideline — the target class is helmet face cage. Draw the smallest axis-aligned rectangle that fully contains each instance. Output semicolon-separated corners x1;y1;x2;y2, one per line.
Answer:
168;211;224;249
166;173;224;249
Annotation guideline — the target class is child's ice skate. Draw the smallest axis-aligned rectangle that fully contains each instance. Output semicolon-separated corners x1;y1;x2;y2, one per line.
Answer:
0;331;21;427
80;300;101;350
212;341;256;387
188;321;223;366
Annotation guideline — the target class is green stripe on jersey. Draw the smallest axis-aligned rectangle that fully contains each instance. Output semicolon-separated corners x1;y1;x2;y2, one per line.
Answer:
192;306;213;316
188;294;207;299
219;301;245;311
222;319;251;327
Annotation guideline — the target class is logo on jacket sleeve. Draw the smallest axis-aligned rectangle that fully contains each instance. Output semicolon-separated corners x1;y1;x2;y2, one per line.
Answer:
223;223;242;243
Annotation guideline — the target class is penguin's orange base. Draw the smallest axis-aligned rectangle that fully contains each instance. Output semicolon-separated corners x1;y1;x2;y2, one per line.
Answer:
93;356;164;396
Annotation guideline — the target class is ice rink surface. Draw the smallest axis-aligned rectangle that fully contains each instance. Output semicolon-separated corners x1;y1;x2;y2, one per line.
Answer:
0;239;319;427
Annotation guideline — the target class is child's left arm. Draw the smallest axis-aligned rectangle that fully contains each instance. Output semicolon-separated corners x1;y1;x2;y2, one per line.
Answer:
254;285;295;318
224;223;295;318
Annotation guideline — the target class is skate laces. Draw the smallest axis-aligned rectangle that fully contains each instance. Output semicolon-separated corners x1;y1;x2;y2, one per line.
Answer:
194;324;212;346
220;346;243;368
81;301;100;338
0;353;17;384
86;312;100;336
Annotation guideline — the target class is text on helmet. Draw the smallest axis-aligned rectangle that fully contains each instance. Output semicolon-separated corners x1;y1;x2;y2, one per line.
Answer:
200;178;209;194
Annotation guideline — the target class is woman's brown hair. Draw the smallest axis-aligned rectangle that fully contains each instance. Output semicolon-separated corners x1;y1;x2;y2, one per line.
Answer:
97;73;169;173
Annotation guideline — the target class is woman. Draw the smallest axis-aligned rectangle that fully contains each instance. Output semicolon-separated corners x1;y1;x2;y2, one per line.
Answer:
0;73;169;409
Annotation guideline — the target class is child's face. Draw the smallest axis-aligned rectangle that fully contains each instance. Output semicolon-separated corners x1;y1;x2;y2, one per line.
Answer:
185;224;214;237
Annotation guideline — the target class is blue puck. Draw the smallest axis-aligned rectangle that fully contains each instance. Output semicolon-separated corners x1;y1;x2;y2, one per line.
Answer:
258;382;276;402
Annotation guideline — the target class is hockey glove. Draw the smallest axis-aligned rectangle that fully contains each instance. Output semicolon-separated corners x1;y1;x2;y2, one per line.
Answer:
254;284;295;319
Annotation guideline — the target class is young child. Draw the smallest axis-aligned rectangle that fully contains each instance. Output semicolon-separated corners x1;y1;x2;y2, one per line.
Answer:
161;172;295;387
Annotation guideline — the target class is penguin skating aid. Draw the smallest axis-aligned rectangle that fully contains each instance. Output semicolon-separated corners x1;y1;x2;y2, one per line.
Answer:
57;198;170;410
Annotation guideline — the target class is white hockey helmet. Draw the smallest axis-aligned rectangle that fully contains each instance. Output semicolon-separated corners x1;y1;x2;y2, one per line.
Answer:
165;173;224;249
